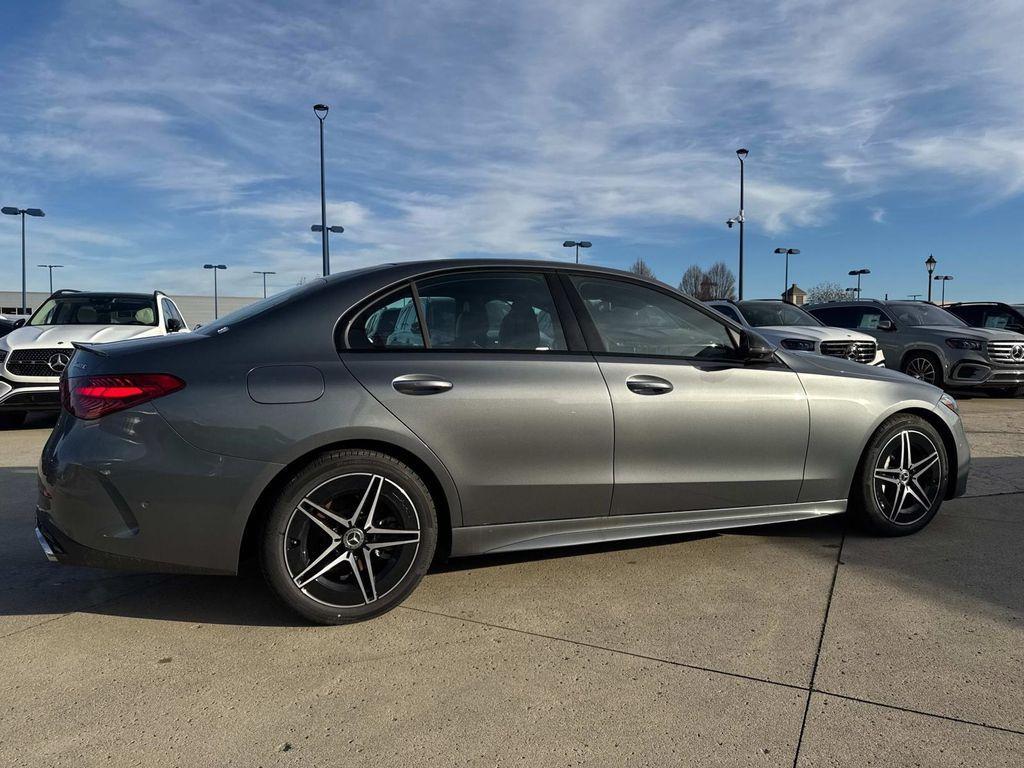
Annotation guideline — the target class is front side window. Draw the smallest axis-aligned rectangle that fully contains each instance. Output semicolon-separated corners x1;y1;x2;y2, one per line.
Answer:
571;276;736;359
349;288;425;349
414;272;567;351
29;295;158;327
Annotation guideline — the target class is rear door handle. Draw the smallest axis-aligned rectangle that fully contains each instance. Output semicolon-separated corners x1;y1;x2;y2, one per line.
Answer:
625;374;673;395
392;374;453;396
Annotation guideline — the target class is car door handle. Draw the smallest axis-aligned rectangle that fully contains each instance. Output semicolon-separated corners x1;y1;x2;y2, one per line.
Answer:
625;374;673;395
392;374;453;396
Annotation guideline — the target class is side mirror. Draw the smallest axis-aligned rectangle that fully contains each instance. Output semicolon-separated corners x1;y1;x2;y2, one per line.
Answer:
740;331;775;363
13;318;26;328
166;317;183;333
193;323;203;330
877;319;895;331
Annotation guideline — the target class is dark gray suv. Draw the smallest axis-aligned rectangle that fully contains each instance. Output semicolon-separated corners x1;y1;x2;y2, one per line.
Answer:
807;300;1024;396
37;261;970;624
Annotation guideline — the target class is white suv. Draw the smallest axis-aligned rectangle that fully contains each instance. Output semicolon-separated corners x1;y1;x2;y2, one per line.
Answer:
0;290;189;427
708;299;886;366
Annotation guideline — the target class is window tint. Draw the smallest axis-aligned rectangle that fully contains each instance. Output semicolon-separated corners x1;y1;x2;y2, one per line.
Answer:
810;306;883;329
571;276;736;359
982;308;1018;330
711;304;743;324
349;288;425;349
414;272;567;351
739;301;823;327
162;300;186;329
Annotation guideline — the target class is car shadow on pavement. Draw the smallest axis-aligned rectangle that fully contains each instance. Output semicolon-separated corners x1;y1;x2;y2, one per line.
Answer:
1;458;1020;628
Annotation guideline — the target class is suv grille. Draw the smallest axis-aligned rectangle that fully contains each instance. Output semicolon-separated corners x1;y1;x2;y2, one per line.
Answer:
4;348;71;377
820;340;876;364
987;340;1024;365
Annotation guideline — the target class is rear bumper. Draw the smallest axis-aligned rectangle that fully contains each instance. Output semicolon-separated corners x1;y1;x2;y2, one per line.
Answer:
38;407;283;574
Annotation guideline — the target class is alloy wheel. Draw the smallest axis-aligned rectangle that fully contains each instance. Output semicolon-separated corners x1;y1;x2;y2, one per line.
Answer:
871;429;943;526
282;472;421;608
904;356;937;384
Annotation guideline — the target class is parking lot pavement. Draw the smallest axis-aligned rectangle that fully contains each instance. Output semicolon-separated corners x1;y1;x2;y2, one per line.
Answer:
0;402;1021;767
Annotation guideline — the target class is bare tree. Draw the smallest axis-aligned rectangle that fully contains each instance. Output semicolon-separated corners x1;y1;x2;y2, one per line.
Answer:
629;258;656;280
678;264;704;296
705;262;737;300
806;281;848;304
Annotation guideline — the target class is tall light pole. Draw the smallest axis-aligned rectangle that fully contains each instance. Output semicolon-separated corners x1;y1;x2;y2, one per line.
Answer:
311;225;344;267
2;206;45;315
37;264;64;294
203;264;227;319
933;274;954;305
253;270;276;299
774;247;801;301
313;104;330;277
848;268;870;299
562;240;592;264
925;254;936;302
727;148;749;299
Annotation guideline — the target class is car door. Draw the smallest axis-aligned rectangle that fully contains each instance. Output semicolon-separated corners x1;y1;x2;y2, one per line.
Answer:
340;270;614;526
564;274;809;516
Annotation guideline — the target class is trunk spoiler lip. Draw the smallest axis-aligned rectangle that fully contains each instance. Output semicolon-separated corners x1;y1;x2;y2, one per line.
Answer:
71;342;110;357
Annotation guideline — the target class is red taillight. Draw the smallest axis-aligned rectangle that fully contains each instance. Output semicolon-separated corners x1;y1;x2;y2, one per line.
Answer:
62;373;186;420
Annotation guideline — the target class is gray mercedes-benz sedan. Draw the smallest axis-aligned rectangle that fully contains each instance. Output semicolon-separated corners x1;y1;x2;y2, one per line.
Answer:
37;260;970;624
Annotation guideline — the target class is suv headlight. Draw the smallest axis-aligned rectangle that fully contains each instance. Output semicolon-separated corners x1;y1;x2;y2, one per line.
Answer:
945;337;983;351
939;393;959;415
780;338;816;351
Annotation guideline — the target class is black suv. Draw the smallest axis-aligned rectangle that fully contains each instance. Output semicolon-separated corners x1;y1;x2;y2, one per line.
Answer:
946;302;1024;335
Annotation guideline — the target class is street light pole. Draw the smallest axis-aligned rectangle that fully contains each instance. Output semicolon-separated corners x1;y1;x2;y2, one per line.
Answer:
562;240;592;264
848;268;870;299
311;225;345;267
314;104;330;277
774;247;801;301
2;205;45;315
203;264;227;319
735;149;748;300
934;275;953;305
253;270;276;299
37;264;64;294
925;254;936;302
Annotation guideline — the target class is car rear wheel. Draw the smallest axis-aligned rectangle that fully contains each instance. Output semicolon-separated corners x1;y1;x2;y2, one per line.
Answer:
0;411;26;429
260;449;437;625
852;414;948;536
902;352;943;387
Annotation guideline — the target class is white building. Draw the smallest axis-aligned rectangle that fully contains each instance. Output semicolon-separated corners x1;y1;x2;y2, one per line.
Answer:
0;290;259;327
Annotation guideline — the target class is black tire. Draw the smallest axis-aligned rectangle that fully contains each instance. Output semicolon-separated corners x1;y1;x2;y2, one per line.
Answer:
0;411;26;429
260;449;438;625
901;351;944;388
851;414;948;536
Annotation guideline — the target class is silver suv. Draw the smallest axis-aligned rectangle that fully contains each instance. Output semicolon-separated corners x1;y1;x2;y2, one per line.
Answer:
807;300;1024;395
708;300;885;366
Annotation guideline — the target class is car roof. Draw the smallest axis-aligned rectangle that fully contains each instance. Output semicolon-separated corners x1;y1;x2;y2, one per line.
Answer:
323;258;657;286
48;291;158;299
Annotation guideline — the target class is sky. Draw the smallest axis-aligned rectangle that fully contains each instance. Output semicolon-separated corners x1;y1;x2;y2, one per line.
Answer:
1;0;1022;302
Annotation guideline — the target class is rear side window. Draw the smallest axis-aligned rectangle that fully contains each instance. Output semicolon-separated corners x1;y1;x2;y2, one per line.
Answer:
711;304;743;324
414;272;567;351
348;288;425;349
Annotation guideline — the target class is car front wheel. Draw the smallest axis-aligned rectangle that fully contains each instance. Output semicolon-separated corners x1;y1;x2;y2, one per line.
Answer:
852;414;948;535
902;352;943;388
261;449;438;625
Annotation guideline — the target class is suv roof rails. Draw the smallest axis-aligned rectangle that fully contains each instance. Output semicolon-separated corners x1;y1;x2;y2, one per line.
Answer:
51;289;82;296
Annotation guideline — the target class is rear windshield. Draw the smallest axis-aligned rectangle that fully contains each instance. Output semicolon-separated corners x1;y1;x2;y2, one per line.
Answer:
29;296;158;327
196;280;324;334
